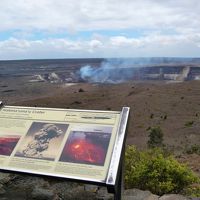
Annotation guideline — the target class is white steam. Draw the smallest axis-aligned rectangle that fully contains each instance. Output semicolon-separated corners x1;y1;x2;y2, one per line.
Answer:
79;58;146;83
79;58;153;83
79;58;197;83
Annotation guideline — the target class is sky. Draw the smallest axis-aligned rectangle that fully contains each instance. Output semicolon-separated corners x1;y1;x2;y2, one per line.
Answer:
0;0;200;60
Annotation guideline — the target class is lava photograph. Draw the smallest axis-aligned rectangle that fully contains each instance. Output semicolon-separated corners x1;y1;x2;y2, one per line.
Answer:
59;129;112;166
0;135;20;156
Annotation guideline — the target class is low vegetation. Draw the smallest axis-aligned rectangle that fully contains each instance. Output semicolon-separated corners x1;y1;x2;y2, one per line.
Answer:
125;146;200;196
184;184;200;197
184;121;194;127
147;126;164;148
185;144;200;155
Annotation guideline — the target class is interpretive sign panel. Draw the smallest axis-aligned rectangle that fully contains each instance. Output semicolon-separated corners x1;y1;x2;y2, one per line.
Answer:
0;105;129;190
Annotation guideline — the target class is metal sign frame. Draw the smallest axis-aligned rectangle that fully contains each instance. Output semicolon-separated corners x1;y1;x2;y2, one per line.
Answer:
0;102;129;200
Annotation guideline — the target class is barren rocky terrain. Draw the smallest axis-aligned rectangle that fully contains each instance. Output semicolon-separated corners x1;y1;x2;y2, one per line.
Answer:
2;80;197;176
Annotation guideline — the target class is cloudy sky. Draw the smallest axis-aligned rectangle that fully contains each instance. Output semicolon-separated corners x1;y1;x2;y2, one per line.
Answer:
0;0;200;60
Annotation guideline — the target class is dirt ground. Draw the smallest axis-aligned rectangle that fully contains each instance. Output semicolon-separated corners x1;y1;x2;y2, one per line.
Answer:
2;80;200;175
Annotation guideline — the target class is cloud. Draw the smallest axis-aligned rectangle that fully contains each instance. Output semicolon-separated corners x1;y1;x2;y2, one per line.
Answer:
0;38;105;59
0;0;200;33
0;0;200;59
110;36;141;47
89;40;103;48
0;32;200;60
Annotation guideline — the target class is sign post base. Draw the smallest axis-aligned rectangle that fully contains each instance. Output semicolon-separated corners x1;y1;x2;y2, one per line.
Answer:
114;166;123;200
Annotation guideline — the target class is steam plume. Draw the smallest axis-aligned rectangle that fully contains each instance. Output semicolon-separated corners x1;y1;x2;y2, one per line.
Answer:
79;58;139;83
79;57;197;83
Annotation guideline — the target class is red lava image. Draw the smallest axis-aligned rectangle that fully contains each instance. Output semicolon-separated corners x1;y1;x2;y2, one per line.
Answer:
0;136;20;156
59;131;111;166
65;139;105;165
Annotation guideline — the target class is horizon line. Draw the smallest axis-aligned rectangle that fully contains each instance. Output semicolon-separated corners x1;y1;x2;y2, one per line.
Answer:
1;56;200;62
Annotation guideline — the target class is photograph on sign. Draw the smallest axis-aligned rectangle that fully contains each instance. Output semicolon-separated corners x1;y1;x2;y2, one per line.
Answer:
0;135;21;156
15;122;69;161
59;127;112;166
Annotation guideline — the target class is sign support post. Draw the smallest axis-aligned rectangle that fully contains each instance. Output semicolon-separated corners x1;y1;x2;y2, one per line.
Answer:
114;161;123;200
106;107;129;200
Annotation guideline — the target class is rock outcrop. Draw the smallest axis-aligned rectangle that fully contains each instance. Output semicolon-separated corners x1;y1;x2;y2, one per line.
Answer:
0;172;199;200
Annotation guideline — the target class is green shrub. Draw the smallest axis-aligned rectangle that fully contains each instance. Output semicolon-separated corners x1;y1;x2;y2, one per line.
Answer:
185;144;200;155
125;146;199;195
185;121;194;127
150;113;154;119
163;115;167;120
184;184;200;197
147;126;164;148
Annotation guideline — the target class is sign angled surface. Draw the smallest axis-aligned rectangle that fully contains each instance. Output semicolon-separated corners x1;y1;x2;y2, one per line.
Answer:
0;105;129;187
